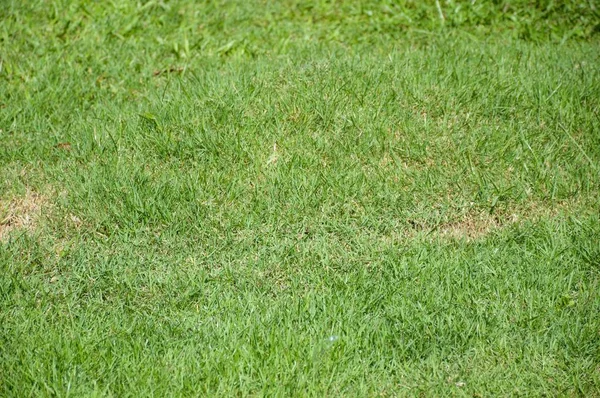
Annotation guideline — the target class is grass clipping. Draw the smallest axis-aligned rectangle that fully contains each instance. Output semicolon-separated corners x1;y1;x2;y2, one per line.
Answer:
0;191;46;241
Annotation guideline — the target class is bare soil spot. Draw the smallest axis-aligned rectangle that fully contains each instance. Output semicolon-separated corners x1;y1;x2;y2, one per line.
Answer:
0;190;47;241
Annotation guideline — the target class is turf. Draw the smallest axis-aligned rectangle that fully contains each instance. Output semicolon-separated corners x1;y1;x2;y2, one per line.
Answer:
1;1;600;396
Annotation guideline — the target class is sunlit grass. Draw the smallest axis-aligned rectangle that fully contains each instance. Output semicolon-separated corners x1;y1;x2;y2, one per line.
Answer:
1;1;599;396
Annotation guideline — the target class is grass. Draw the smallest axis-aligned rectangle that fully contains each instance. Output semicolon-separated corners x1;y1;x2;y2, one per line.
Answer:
1;0;600;396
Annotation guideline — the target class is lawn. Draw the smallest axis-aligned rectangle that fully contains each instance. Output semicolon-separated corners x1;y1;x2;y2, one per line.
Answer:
1;1;600;396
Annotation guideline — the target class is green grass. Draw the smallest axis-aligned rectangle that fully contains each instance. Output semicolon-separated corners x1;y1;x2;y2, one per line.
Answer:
1;1;600;396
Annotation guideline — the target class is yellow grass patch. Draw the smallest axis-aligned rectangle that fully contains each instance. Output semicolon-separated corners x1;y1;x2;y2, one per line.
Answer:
0;190;47;241
431;197;591;241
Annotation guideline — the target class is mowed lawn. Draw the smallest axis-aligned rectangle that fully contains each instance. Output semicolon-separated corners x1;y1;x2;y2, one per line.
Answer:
1;1;599;396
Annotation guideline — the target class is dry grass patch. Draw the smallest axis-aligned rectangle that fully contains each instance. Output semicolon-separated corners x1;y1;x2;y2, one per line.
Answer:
432;197;595;241
435;211;515;240
0;190;48;241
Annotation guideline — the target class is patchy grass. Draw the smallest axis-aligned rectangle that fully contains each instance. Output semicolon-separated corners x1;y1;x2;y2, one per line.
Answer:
0;190;47;241
1;0;600;396
424;196;597;241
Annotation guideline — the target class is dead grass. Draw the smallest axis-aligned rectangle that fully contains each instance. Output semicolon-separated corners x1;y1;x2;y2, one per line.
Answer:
431;197;593;241
434;211;515;240
0;190;47;241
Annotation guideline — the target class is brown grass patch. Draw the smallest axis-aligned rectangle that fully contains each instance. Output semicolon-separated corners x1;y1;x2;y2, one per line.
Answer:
431;198;592;241
0;190;47;241
435;212;514;240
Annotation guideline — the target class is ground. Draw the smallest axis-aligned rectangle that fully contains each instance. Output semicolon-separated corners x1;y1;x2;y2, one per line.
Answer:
1;1;599;396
